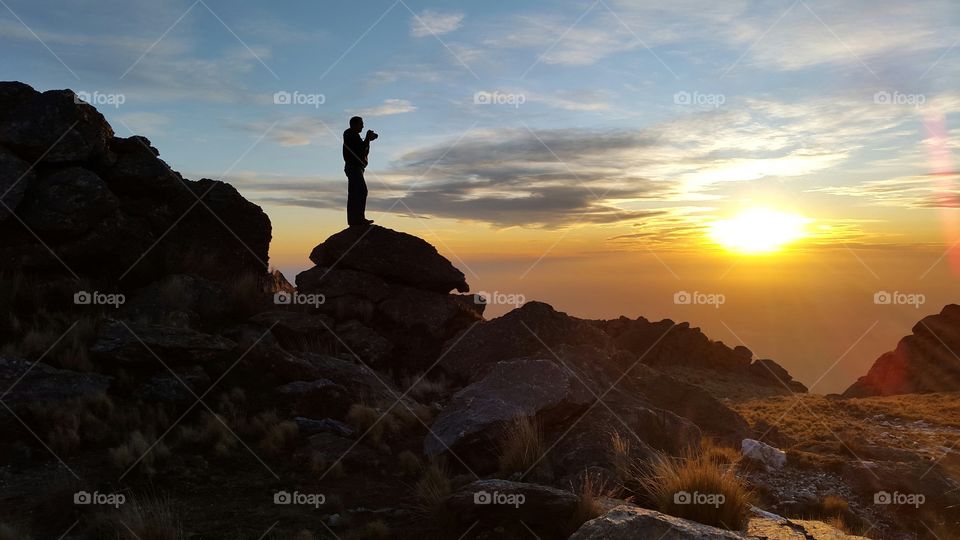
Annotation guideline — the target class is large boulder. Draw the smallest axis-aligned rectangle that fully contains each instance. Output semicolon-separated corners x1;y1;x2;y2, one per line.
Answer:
308;225;468;293
0;357;112;410
633;371;752;444
90;318;236;365
446;479;580;534
424;358;592;463
0;144;33;220
844;304;960;396
118;274;232;330
0;84;113;163
441;301;614;382
570;505;745;539
377;286;483;340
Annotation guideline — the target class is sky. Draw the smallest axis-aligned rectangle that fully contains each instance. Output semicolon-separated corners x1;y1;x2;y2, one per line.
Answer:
2;0;959;393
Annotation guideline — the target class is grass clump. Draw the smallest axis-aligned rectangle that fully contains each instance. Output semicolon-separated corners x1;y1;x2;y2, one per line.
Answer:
497;416;544;476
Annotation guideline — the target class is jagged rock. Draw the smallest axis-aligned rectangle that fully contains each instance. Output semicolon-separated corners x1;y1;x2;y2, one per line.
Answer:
0;145;32;220
633;372;752;444
308;225;468;293
299;353;406;406
377;286;483;340
569;504;745;539
0;357;112;409
120;274;231;330
0;84;113;163
749;359;808;392
0;82;271;287
90;318;236;365
295;265;391;302
136;365;210;403
332;320;392;366
248;310;335;350
844;304;960;396
424;358;592;464
441;302;614;382
293;417;354;437
17;167;119;237
446;479;579;533
277;379;350;418
741;438;786;470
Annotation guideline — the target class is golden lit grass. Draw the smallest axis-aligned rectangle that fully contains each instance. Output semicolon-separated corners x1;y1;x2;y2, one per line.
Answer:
497;416;544;476
732;393;960;467
635;453;753;531
700;437;740;467
567;471;605;533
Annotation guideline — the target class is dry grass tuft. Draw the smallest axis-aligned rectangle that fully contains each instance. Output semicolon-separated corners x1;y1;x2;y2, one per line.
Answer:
396;450;422;476
634;452;753;531
497;416;544;476
117;494;184;540
347;404;386;445
413;461;451;520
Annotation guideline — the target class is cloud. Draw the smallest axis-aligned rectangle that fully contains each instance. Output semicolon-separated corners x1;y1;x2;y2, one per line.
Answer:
351;99;417;117
411;10;464;38
809;173;960;208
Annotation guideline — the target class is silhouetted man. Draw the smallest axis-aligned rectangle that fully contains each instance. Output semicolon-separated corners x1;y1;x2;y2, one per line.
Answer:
343;116;378;227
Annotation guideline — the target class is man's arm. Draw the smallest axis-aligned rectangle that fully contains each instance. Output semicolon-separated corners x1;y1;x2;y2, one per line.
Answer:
344;132;369;165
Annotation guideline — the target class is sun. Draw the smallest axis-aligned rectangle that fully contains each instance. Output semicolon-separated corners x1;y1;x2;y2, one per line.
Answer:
708;208;811;254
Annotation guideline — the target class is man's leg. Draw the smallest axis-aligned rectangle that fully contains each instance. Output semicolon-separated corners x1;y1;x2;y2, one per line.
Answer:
346;168;362;226
358;173;368;222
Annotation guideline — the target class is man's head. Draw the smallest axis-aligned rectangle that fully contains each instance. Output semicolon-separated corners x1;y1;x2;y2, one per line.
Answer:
349;116;364;134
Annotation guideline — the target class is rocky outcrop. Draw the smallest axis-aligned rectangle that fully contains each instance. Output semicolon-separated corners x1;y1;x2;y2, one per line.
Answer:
843;304;960;397
0;357;112;410
593;316;808;393
446;479;579;534
90;318;236;365
0;82;271;287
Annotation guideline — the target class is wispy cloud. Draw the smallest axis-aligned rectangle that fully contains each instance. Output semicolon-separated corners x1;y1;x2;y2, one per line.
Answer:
351;99;417;117
411;10;464;38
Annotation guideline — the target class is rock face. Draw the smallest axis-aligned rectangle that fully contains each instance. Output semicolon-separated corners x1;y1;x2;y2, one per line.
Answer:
0;82;271;287
424;359;592;461
0;357;112;409
593;316;808;393
446;479;580;533
570;505;745;539
741;438;786;470
843;304;960;397
296;226;482;370
308;225;468;293
90;318;236;365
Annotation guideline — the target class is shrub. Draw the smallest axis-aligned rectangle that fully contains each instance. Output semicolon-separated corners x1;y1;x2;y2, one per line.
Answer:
347;404;385;445
413;462;451;520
